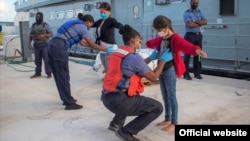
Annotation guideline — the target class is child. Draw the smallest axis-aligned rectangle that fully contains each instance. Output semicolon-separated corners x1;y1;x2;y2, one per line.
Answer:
146;15;207;131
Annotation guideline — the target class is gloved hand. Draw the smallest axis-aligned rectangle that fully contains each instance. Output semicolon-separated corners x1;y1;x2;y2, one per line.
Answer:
148;49;159;61
107;46;115;54
160;49;173;62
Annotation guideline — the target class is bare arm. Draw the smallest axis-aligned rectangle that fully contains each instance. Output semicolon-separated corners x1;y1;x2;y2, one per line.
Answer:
79;40;90;47
39;31;53;39
80;37;107;52
144;58;151;64
194;19;207;26
186;21;200;28
28;33;33;49
186;19;207;28
143;60;166;81
195;49;208;58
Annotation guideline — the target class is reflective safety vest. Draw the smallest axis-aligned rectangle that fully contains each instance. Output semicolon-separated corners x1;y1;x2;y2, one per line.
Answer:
57;20;83;47
30;22;49;43
103;46;144;96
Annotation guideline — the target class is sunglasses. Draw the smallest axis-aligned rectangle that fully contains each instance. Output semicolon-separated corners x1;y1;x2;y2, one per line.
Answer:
192;3;199;5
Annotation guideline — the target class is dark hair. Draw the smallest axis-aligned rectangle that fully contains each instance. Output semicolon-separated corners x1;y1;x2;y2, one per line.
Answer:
82;14;94;23
119;24;141;45
153;15;173;32
99;2;111;11
77;13;84;21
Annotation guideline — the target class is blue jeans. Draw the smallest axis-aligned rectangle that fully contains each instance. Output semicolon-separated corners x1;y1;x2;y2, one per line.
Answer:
159;66;178;124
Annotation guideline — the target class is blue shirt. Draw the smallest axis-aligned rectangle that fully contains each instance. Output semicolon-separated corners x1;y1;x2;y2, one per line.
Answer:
117;53;150;89
55;23;91;41
183;9;206;33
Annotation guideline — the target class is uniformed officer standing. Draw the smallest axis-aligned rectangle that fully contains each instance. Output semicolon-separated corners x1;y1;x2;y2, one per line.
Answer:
29;12;53;79
183;0;207;80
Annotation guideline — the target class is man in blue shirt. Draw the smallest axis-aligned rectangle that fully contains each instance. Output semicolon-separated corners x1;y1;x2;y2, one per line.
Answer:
183;0;207;80
48;14;114;110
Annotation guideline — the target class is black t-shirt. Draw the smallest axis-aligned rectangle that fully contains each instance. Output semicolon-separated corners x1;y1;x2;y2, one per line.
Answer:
159;37;174;71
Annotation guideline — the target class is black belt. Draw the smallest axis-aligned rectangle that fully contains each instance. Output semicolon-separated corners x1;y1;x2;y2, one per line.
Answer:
186;32;201;35
34;41;47;44
102;90;128;95
163;60;174;71
53;37;66;42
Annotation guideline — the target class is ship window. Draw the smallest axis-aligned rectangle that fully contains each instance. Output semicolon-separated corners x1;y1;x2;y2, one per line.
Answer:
155;0;170;5
56;11;64;19
75;9;83;17
220;0;237;15
170;0;184;3
48;12;55;20
65;10;73;18
96;2;102;9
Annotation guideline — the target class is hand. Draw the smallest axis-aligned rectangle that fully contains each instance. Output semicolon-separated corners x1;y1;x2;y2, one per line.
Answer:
107;46;115;54
160;49;173;62
29;44;33;50
196;49;208;58
38;34;46;39
148;49;159;61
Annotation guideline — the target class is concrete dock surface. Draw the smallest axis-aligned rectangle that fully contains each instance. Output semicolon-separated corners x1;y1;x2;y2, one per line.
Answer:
0;57;249;141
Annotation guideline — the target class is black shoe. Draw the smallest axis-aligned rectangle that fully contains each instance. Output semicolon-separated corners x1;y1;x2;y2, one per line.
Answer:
63;99;77;105
102;69;106;73
65;103;83;110
184;75;192;80
47;74;52;79
194;75;203;79
30;74;41;79
108;122;121;132
116;128;140;141
93;67;98;72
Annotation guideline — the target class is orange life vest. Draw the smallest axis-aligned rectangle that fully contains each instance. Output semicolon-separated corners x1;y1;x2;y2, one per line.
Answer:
103;46;144;96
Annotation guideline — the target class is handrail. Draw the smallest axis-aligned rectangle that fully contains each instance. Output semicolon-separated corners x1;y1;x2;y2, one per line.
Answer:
4;35;21;62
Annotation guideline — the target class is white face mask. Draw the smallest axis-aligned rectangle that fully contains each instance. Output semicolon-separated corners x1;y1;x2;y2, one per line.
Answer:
158;31;168;37
136;44;141;53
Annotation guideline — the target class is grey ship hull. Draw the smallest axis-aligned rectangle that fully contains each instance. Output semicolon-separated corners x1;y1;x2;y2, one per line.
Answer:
15;0;250;79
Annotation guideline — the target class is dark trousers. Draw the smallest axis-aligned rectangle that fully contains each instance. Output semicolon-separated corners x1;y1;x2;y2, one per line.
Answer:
48;38;75;105
101;92;163;135
33;42;51;75
184;32;203;76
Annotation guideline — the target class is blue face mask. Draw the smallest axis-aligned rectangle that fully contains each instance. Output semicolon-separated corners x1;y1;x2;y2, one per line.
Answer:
100;13;109;20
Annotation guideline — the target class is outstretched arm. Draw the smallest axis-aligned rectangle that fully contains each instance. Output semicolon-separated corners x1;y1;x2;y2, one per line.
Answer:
195;49;208;58
144;49;173;81
80;37;107;52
